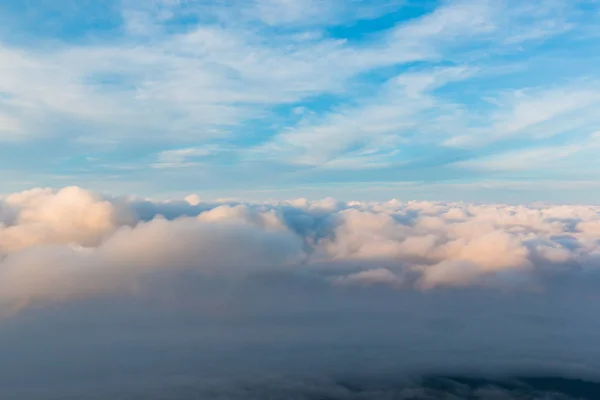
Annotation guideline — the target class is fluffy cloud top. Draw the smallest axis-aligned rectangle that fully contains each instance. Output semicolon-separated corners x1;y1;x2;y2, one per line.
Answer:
1;186;599;309
1;187;600;399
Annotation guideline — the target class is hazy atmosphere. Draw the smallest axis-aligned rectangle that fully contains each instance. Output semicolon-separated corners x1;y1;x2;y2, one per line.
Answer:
1;0;600;399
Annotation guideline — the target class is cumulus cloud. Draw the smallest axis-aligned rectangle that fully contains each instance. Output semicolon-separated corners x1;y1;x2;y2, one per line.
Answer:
2;186;600;398
1;186;599;305
0;186;127;252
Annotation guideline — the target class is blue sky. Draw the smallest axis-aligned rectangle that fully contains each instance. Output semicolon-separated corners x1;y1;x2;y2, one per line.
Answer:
1;0;600;202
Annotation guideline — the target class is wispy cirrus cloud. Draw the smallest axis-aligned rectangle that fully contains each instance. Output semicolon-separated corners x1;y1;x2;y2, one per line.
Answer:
0;0;599;199
253;66;475;166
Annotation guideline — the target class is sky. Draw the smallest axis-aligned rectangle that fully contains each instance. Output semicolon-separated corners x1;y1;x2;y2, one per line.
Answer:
3;3;600;397
1;0;600;202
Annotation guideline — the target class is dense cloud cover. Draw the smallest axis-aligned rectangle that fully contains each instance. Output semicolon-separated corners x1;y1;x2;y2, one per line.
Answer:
1;186;600;399
2;186;599;305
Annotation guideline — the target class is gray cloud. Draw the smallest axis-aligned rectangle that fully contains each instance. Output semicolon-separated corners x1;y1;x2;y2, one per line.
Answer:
1;186;600;398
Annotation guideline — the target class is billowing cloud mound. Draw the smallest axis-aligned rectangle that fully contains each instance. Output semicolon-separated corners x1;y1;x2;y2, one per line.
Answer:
1;186;599;307
1;187;600;399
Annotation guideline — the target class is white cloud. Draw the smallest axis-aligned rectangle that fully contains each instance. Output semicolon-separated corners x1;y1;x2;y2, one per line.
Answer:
446;84;600;148
491;87;600;138
0;113;21;138
253;0;341;26
333;267;403;288
253;66;474;166
153;146;226;168
1;0;595;196
0;0;569;145
455;129;600;172
1;186;600;309
456;144;583;171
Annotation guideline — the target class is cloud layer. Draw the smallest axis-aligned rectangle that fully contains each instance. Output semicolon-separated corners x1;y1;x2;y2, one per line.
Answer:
1;186;600;398
1;186;599;306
